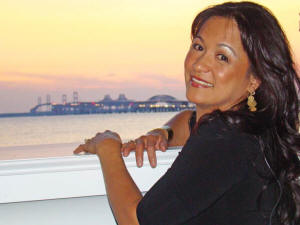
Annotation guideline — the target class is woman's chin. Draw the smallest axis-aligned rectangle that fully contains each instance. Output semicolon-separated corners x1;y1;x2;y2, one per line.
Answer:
186;90;205;105
186;96;205;105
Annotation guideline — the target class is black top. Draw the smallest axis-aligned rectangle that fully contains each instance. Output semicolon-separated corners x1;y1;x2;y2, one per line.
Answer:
137;113;278;225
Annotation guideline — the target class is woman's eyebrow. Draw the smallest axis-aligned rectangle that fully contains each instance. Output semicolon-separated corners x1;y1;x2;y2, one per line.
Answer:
194;35;204;43
218;43;237;57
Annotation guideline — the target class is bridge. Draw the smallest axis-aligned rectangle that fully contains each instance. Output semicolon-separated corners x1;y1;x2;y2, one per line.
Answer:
30;94;195;115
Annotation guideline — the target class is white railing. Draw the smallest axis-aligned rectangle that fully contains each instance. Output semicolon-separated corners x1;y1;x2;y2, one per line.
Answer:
0;144;181;225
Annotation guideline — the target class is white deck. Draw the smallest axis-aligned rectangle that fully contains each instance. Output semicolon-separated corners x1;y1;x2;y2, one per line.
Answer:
0;143;181;225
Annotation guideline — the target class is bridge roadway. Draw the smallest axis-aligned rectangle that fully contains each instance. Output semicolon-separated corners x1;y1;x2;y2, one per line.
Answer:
30;100;195;115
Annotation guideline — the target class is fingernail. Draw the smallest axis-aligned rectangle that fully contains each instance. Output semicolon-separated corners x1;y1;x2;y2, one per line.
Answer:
151;159;156;168
137;159;142;167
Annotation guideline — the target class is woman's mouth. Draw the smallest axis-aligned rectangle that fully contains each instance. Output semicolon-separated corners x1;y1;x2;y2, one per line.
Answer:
190;76;214;88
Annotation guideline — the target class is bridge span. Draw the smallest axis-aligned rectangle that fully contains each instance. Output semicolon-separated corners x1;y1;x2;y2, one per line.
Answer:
30;94;195;115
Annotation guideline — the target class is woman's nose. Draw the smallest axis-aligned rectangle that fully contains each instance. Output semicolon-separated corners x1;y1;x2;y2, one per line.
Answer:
192;54;211;73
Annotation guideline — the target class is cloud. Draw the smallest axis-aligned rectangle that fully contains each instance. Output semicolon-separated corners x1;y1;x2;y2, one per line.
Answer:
140;73;183;87
106;73;116;77
0;71;184;89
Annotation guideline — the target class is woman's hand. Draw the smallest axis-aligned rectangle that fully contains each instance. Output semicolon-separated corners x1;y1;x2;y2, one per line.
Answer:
121;129;168;168
73;130;122;156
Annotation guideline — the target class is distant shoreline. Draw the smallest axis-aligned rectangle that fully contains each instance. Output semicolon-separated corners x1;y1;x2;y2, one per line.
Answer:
0;110;182;118
0;112;38;118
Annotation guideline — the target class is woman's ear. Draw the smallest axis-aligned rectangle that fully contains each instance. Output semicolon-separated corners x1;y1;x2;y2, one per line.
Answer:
248;75;261;93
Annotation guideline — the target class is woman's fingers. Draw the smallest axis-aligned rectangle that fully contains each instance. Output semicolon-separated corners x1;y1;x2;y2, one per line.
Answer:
87;138;97;153
120;132;169;167
135;138;145;167
146;136;157;167
121;140;136;156
73;137;97;155
73;144;86;154
159;140;167;152
121;143;129;156
157;135;168;152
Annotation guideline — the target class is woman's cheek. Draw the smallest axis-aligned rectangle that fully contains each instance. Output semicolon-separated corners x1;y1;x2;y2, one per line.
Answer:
184;50;193;67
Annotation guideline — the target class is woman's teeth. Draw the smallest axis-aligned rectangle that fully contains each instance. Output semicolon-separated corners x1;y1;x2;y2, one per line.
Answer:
191;77;213;87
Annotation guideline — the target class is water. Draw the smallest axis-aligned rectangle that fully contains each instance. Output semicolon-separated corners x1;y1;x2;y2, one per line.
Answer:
0;112;177;147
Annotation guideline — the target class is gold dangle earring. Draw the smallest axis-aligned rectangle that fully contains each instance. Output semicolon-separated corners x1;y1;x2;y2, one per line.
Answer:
247;91;257;112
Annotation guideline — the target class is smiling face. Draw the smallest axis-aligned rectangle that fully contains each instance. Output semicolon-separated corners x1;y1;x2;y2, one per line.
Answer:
185;16;259;115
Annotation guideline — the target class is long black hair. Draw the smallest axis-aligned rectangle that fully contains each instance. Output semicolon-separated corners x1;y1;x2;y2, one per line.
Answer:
192;2;300;225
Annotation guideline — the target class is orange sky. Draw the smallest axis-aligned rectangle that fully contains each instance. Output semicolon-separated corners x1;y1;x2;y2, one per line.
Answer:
0;0;299;113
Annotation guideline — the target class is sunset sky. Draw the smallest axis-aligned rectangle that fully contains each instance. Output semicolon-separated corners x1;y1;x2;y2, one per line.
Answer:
0;0;299;113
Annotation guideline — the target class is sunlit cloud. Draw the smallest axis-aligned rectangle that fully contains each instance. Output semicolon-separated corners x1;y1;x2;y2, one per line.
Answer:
0;72;183;90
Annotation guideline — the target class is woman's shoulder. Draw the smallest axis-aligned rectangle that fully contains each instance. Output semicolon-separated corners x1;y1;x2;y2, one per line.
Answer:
197;117;257;141
187;116;260;160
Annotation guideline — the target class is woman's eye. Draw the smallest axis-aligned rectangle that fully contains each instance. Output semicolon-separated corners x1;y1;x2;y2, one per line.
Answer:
217;54;229;62
192;43;204;51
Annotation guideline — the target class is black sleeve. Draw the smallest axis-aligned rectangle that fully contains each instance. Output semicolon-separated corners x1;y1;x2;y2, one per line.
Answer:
136;119;258;225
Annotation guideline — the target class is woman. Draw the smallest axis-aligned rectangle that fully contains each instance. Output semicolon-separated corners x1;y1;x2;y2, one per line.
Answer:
74;2;300;225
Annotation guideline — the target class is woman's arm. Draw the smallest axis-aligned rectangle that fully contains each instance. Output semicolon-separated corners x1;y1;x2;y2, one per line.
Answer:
99;141;142;225
163;109;194;146
74;131;142;225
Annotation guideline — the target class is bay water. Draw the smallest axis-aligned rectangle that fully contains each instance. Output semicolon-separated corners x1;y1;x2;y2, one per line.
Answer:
0;112;177;147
